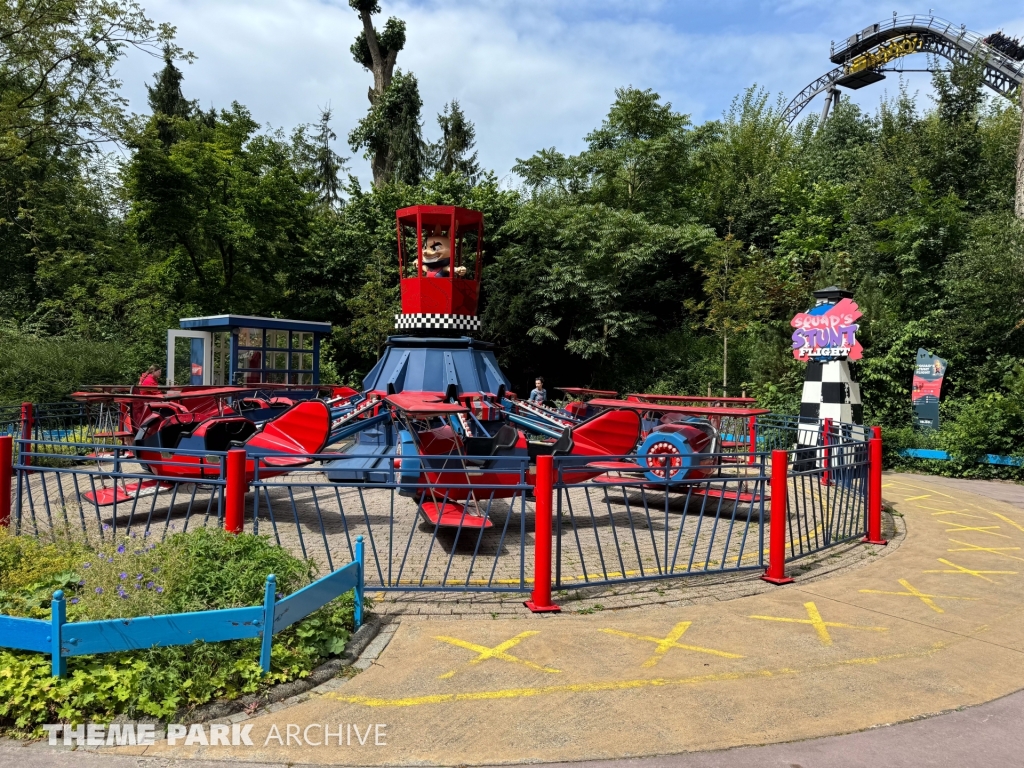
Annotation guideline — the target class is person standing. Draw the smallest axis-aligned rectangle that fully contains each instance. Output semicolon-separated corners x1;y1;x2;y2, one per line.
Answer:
528;377;547;405
138;365;161;387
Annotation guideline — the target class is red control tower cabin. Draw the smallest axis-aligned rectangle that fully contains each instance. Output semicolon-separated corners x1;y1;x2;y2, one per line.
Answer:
394;205;483;334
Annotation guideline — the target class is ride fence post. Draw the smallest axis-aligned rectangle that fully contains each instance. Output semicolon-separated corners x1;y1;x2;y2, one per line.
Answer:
259;574;276;674
20;402;33;468
820;418;833;486
862;427;888;546
224;448;246;534
747;416;757;465
761;449;794;585
354;535;365;629
0;435;11;528
51;590;67;677
525;454;561;613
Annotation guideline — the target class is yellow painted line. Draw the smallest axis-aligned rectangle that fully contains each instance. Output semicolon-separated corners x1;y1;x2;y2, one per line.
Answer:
990;513;1024;535
749;601;888;646
859;578;977;614
904;494;932;501
435;631;560;678
887;481;955;499
948;539;1024;563
939;521;1009;538
601;622;744;667
323;646;946;708
923;558;1017;583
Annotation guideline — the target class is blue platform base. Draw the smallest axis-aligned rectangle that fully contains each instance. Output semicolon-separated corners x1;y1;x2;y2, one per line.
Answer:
362;336;510;397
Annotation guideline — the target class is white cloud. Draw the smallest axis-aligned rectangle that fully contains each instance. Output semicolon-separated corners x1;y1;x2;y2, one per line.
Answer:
116;0;1022;187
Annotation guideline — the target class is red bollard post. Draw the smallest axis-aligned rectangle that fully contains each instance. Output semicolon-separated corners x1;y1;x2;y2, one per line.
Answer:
747;415;757;466
20;402;33;468
0;435;12;528
224;448;246;534
862;429;888;545
820;418;833;486
762;449;794;585
525;454;561;613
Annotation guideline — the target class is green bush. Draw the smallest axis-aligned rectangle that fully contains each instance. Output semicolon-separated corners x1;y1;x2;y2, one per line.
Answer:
0;528;359;734
0;333;130;405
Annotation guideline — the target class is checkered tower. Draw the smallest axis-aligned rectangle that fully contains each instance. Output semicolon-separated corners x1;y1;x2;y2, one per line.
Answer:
795;287;865;468
393;205;484;336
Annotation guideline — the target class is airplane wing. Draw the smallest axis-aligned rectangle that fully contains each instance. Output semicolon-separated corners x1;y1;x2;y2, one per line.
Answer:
384;392;470;415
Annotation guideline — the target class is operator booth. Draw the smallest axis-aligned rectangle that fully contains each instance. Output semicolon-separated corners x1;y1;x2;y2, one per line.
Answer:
167;315;332;387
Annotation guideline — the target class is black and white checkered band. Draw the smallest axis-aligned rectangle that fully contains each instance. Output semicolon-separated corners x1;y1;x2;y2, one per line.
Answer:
394;313;481;332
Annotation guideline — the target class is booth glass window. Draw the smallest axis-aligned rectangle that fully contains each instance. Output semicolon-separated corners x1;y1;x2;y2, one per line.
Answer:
233;326;317;385
212;332;230;385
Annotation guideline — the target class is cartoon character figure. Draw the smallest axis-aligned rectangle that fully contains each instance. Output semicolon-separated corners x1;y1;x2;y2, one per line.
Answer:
421;226;467;278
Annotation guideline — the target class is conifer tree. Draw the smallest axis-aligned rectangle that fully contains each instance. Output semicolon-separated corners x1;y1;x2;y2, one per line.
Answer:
427;100;481;182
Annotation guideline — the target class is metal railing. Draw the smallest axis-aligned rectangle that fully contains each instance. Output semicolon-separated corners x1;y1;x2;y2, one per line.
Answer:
4;414;878;599
553;454;768;587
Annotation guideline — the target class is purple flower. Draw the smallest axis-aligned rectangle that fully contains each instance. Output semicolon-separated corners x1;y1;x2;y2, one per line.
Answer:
136;574;143;580
70;598;79;605
129;532;137;539
156;586;164;594
94;587;103;594
119;572;128;580
77;579;85;586
134;583;142;589
119;592;129;599
82;563;91;569
102;524;110;531
146;581;155;589
152;567;160;573
143;531;150;538
117;544;126;554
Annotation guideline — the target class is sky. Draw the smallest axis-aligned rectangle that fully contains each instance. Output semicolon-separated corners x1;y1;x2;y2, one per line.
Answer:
117;1;1024;187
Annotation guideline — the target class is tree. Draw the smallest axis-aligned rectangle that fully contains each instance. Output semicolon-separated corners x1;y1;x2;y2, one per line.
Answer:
427;100;480;181
347;0;424;186
685;231;760;393
300;107;347;208
0;0;184;160
146;46;194;147
1017;84;1024;220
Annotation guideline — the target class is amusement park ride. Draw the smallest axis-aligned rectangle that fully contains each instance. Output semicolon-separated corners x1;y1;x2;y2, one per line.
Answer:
785;14;1024;126
76;205;769;523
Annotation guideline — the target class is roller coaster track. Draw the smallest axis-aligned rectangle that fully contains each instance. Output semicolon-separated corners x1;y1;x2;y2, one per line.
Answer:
784;14;1024;126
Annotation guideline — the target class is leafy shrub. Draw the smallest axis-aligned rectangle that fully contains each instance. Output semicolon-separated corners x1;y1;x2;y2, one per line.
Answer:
0;332;129;405
0;528;359;734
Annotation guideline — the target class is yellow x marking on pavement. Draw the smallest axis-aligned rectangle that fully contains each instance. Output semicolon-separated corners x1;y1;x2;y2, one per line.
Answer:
749;601;888;646
990;513;1024;535
923;507;985;519
923;558;1017;583
948;539;1024;563
435;631;560;679
940;521;1009;538
601;622;744;668
904;494;932;501
859;578;977;614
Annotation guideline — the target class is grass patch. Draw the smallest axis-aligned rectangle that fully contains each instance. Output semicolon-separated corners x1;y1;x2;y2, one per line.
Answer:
0;527;361;735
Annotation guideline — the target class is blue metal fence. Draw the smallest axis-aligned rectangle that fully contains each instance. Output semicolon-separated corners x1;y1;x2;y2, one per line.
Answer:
0;539;363;677
8;413;871;597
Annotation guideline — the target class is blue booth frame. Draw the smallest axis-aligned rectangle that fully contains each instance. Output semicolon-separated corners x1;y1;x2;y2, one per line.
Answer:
179;315;332;386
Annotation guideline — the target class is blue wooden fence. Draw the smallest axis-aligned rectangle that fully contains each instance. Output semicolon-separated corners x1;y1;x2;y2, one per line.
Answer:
899;448;1024;467
0;537;364;677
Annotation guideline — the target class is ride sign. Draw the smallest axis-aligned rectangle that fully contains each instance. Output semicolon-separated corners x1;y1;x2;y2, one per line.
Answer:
790;298;863;361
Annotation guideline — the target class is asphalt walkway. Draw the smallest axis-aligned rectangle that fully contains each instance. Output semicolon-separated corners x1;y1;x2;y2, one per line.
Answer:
16;472;1024;766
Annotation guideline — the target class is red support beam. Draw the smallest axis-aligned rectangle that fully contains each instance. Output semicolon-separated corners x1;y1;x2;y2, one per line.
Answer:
821;418;833;486
224;449;246;534
762;449;794;585
0;435;11;528
863;429;888;545
20;402;33;468
525;454;561;613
